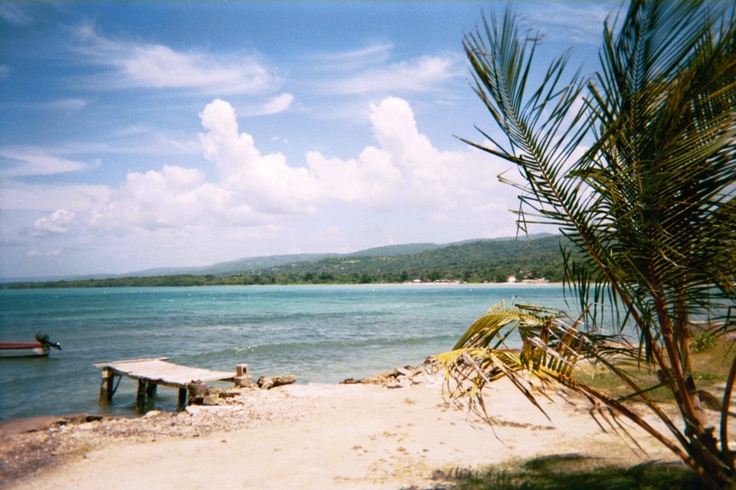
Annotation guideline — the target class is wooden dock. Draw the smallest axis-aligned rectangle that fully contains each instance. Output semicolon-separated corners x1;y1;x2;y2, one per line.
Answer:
94;358;251;412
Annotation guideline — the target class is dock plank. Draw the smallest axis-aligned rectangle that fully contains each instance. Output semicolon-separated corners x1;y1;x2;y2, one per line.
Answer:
96;359;234;388
96;358;239;411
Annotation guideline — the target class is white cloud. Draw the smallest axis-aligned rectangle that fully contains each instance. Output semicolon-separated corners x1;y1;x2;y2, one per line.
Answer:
35;98;90;112
0;149;92;177
258;93;294;115
239;93;295;117
0;65;11;81
312;43;393;70
15;97;517;276
323;55;462;96
0;182;111;212
33;209;76;235
96;165;256;230
59;97;510;232
27;249;62;258
71;23;280;95
0;3;33;26
518;2;614;45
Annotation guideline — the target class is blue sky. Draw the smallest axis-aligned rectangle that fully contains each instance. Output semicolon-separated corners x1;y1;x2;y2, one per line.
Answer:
0;1;619;279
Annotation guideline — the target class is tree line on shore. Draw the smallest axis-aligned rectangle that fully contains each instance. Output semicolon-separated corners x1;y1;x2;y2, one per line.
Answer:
5;235;571;288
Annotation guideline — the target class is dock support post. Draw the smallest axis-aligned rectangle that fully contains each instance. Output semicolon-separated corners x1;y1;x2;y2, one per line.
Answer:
99;368;115;404
178;387;187;410
146;382;157;399
186;381;207;407
136;380;148;413
234;363;252;387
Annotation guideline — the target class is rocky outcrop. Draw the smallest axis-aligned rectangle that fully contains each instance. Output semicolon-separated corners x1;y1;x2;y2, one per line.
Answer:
340;365;428;388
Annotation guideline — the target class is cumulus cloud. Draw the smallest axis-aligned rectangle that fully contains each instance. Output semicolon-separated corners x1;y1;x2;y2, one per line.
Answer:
33;209;76;235
194;96;488;214
29;97;511;257
71;23;280;95
198;99;317;214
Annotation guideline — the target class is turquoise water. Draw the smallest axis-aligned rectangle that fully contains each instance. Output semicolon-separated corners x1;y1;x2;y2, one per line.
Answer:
0;284;572;421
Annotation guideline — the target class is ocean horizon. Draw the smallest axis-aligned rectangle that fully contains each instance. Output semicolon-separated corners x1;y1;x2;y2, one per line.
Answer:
1;283;574;421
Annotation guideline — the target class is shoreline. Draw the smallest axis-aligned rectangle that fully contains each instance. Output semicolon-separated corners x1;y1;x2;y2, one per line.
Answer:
2;280;564;290
2;368;681;490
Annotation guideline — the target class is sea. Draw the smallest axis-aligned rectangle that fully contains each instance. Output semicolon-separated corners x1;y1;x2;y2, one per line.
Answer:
0;283;574;421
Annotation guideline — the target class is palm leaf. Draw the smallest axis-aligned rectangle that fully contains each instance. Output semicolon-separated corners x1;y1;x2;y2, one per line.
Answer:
450;2;736;487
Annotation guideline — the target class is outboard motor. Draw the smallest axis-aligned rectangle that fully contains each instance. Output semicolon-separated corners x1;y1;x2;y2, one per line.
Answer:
35;332;62;350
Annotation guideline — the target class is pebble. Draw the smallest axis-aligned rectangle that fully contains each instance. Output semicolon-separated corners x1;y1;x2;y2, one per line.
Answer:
0;385;316;486
0;366;432;487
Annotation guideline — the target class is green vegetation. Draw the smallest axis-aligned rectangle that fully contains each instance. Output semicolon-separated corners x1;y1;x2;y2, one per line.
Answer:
434;1;736;489
440;344;732;489
5;235;573;288
445;456;705;490
575;341;735;407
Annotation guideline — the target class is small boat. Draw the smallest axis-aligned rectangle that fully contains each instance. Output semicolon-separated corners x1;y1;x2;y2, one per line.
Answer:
0;333;61;358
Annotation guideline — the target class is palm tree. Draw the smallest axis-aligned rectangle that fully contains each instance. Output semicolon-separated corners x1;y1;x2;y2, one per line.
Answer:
432;1;736;487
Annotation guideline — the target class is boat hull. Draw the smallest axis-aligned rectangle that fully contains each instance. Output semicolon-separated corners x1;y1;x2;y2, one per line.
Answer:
0;342;50;358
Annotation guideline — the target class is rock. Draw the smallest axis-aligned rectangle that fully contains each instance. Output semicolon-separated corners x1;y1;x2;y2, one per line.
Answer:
187;381;207;405
216;389;243;398
396;367;412;377
361;371;397;386
203;394;220;406
257;375;296;390
339;366;426;387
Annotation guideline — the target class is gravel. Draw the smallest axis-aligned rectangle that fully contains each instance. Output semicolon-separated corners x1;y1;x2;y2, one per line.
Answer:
0;385;321;488
0;367;426;488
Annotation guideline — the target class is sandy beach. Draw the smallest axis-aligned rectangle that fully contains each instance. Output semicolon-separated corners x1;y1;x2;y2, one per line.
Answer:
2;370;681;490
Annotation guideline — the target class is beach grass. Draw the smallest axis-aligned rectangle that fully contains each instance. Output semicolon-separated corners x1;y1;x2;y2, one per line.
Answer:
446;455;705;490
572;341;734;404
440;343;730;489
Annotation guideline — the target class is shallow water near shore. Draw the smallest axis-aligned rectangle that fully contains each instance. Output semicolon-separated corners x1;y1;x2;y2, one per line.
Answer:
0;283;570;421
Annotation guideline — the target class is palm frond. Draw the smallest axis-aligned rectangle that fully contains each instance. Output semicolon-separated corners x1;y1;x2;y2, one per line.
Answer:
453;2;736;486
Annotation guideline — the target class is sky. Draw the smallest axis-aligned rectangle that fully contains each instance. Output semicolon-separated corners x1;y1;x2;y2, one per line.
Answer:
0;1;620;280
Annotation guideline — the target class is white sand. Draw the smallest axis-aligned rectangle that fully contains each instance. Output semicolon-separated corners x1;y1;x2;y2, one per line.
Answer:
12;376;678;489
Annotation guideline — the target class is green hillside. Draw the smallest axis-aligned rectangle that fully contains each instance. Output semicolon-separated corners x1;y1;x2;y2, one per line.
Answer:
274;234;568;284
6;235;571;288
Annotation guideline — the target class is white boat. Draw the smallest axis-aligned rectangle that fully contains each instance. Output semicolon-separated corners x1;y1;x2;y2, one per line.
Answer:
0;333;61;358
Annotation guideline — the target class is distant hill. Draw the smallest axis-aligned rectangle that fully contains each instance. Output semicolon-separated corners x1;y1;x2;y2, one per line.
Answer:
128;252;338;278
346;243;441;258
271;233;567;284
4;233;571;288
128;233;555;277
